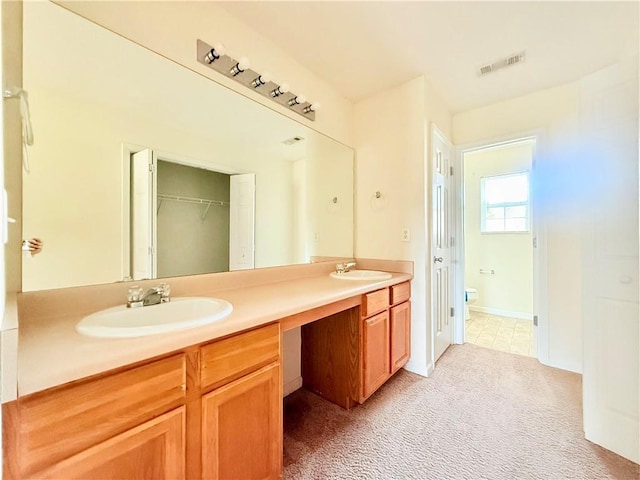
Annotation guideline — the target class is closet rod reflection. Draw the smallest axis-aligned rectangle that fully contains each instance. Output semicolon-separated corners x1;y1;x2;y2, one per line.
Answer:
157;193;230;207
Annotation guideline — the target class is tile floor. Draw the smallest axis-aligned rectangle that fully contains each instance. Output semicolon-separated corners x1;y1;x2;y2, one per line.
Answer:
465;311;536;357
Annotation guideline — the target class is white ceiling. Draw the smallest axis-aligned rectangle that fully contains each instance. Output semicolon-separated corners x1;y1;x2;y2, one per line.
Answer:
218;1;639;113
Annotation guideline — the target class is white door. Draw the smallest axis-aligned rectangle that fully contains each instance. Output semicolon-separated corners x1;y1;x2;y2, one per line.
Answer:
581;61;639;463
229;173;255;271
432;128;453;362
130;149;157;280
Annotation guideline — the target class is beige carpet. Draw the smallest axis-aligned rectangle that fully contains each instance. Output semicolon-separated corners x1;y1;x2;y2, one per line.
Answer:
283;344;639;479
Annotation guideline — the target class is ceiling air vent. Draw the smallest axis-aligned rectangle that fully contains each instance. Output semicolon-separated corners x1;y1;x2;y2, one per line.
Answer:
478;51;525;76
282;136;304;145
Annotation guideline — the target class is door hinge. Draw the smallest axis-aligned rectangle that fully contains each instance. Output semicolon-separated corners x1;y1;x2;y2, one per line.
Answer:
148;163;155;173
533;315;538;326
148;246;155;255
533;237;537;248
450;236;455;247
450;307;455;317
449;166;454;176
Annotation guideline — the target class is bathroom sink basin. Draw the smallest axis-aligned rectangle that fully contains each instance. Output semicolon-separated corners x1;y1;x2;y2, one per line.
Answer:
76;297;233;338
330;270;393;281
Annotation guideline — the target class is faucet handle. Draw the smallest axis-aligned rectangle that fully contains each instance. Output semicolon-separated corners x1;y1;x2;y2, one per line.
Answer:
157;283;171;302
127;286;144;308
127;286;143;302
336;262;346;274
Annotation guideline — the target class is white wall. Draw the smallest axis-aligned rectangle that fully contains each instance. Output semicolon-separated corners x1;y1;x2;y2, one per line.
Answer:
355;76;452;376
464;142;533;318
453;83;584;373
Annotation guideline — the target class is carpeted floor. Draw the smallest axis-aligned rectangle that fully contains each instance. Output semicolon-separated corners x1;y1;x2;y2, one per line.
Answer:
283;344;639;479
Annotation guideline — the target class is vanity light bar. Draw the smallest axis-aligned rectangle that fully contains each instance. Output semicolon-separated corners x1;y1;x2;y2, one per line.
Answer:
196;39;316;121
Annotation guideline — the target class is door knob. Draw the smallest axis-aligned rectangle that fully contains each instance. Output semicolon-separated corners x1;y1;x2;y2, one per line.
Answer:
433;256;443;263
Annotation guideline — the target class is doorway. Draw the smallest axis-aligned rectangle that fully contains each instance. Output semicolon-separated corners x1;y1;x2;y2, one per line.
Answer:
458;138;538;358
123;145;255;281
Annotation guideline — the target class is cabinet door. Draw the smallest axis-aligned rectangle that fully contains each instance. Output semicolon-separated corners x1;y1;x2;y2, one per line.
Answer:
390;301;411;373
32;407;185;480
202;363;281;480
362;311;390;400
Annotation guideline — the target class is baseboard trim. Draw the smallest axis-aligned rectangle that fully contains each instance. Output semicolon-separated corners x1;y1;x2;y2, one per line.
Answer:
404;362;433;378
469;306;533;321
283;376;303;397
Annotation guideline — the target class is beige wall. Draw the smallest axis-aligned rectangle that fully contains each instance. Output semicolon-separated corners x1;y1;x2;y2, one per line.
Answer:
58;0;354;147
355;76;452;376
304;133;354;260
453;83;583;373
464;142;534;317
2;1;22;295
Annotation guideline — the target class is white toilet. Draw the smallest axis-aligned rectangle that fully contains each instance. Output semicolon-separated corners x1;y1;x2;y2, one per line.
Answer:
465;288;478;320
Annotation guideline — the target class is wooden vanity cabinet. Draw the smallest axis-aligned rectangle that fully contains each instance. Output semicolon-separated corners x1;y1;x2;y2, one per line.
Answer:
5;324;282;480
5;354;187;479
200;323;282;480
302;280;412;408
390;299;411;373
360;291;390;401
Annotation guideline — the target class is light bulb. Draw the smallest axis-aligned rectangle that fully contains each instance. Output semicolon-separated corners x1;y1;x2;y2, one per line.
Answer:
230;56;251;76
288;94;307;107
270;82;290;97
205;42;226;63
260;72;272;84
213;43;226;57
303;102;321;114
237;57;250;71
251;71;272;88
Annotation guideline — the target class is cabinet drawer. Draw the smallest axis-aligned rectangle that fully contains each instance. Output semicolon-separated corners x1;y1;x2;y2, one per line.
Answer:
200;323;280;390
362;288;389;317
18;354;186;476
390;282;411;305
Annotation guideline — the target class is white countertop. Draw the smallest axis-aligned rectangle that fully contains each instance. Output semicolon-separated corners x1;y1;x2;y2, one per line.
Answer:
18;271;411;397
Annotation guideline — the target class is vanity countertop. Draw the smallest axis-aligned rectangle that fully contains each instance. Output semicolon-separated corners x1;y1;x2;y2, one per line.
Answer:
17;266;412;397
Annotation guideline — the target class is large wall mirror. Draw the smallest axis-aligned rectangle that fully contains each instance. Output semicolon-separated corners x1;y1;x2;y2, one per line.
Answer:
21;2;354;291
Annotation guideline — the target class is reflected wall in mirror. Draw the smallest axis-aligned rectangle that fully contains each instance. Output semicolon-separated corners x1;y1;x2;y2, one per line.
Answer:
22;2;354;291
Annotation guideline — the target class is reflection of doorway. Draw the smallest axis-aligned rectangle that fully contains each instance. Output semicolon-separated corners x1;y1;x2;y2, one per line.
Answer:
156;160;231;278
461;139;537;358
125;147;255;281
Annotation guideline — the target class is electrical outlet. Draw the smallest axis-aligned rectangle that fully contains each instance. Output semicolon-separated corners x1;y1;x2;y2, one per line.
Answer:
313;232;319;242
401;228;411;242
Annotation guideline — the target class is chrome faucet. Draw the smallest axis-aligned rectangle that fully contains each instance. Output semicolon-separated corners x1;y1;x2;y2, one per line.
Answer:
335;261;357;274
127;283;171;308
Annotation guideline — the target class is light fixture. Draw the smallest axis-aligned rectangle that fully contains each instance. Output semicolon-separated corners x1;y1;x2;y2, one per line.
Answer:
287;95;306;107
251;72;272;88
370;190;388;211
230;57;250;76
270;82;289;98
197;39;316;121
328;195;341;213
204;42;226;64
303;102;320;114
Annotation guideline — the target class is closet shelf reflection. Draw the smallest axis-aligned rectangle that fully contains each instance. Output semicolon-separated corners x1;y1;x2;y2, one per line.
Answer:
157;193;230;221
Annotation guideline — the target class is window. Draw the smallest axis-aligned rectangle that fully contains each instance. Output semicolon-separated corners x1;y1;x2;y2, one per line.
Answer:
481;172;530;233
